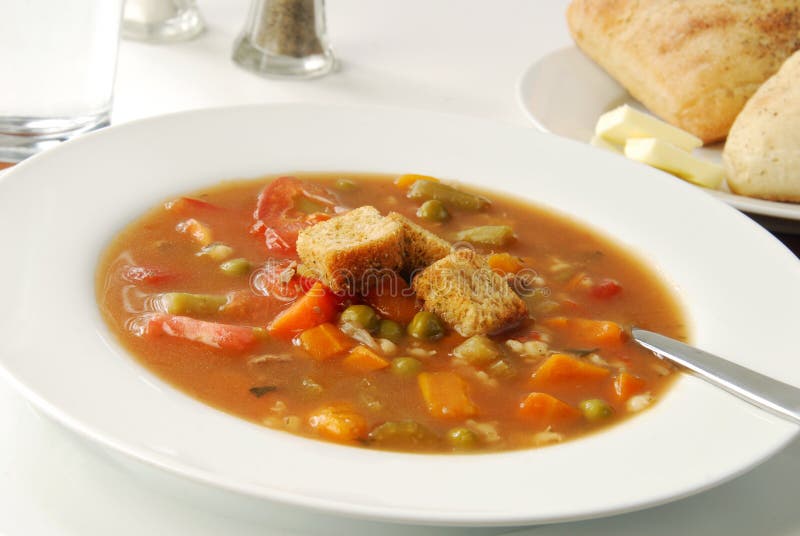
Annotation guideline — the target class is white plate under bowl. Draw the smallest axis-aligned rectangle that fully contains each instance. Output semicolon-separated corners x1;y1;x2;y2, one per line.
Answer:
0;104;797;526
517;46;800;229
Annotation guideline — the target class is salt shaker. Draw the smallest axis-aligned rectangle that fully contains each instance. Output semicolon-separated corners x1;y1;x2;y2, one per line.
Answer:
232;0;335;79
123;0;204;42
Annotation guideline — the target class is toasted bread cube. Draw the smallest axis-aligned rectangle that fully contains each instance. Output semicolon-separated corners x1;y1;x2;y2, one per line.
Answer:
297;206;404;293
387;212;451;274
412;249;528;337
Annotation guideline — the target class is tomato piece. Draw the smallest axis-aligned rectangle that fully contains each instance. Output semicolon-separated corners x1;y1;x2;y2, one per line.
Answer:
591;279;623;299
250;176;341;256
137;314;258;352
251;259;318;301
164;196;220;213
121;265;175;285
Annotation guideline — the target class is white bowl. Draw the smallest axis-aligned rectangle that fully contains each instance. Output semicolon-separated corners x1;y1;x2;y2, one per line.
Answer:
0;104;797;526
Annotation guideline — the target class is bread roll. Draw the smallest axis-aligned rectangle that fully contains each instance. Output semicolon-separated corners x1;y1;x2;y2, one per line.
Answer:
723;50;800;202
566;0;800;144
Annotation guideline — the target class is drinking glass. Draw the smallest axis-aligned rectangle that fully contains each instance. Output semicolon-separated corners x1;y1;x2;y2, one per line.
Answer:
0;0;124;162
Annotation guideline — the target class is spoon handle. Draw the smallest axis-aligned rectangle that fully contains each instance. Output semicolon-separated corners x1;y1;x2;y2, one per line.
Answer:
632;328;800;426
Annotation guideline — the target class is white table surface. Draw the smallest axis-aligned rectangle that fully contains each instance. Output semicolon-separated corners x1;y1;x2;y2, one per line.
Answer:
3;0;799;534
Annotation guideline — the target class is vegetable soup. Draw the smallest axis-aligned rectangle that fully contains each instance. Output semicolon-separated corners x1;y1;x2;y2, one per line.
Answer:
96;173;687;453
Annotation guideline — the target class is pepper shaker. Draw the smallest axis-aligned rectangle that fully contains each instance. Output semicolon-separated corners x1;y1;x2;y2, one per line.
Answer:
232;0;335;79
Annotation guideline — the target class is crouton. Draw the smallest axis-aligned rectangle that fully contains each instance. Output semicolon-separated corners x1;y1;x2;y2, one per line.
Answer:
296;206;404;293
412;249;528;337
387;212;451;275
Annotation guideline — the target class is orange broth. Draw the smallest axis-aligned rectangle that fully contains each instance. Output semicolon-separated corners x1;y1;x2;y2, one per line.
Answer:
96;173;687;452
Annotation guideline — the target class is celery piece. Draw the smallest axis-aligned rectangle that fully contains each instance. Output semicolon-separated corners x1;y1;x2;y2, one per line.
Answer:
455;225;515;246
407;179;489;211
160;292;226;315
220;258;252;276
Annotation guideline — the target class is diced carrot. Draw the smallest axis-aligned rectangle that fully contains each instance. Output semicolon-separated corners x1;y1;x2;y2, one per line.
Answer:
418;372;477;419
518;392;581;429
164;196;220;213
394;173;439;189
176;218;213;246
267;282;340;339
139;314;258;352
341;345;390;372
487;253;523;275
540;317;625;347
307;405;367;442
299;323;355;360
531;353;610;387
612;372;647;402
363;272;418;324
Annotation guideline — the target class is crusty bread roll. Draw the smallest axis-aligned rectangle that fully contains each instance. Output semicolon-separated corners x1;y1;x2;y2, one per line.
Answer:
567;0;800;144
723;51;800;202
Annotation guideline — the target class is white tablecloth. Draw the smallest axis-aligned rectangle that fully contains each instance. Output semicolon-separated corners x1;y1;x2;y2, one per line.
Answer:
3;1;798;533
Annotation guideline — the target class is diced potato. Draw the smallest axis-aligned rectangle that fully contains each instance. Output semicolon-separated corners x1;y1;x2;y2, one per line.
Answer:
453;335;501;366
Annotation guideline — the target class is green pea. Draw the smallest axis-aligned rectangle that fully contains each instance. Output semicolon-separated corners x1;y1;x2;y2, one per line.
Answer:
446;427;478;450
416;199;449;222
580;399;614;422
407;311;445;341
220;258;251;276
390;357;422;377
341;304;380;332
334;178;357;191
378;319;404;343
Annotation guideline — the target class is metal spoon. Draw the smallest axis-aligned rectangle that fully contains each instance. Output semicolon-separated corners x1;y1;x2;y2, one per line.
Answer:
632;328;800;425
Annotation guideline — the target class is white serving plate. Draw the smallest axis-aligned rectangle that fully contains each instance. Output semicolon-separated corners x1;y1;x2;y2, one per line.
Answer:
0;104;797;526
517;46;800;228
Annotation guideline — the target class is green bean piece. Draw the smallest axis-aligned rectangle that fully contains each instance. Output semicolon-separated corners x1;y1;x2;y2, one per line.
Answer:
453;335;500;366
390;357;423;377
407;311;445;340
446;427;479;450
369;420;437;448
580;399;614;422
220;258;252;276
160;292;226;316
407;179;490;211
455;225;515;246
377;319;404;343
334;178;357;191
341;304;380;332
416;199;449;222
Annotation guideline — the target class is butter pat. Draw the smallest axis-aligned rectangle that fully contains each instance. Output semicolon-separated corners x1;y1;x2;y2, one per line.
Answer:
596;105;703;151
590;135;622;153
624;138;724;189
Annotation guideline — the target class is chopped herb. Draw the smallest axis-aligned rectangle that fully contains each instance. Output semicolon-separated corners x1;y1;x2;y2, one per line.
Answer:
249;385;278;397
